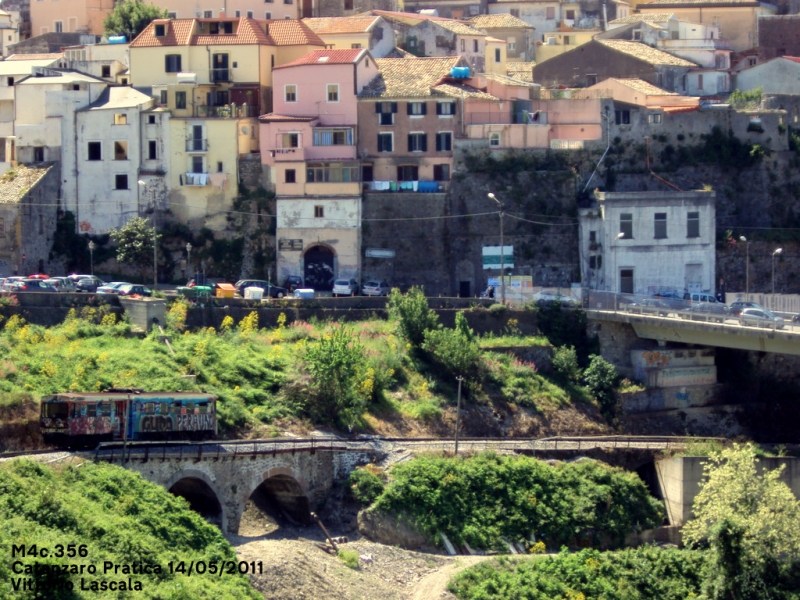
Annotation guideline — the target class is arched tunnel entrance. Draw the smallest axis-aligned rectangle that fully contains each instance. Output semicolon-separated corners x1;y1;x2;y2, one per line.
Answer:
238;475;311;537
169;477;223;528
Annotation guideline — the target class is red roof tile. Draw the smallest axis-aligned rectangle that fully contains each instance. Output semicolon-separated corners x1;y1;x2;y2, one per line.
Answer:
130;18;325;48
264;19;326;46
273;48;366;69
302;16;380;34
6;53;64;61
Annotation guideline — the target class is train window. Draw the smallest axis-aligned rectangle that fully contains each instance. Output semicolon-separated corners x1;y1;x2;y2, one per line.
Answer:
198;403;208;414
173;402;182;408
85;403;97;418
187;403;195;412
43;403;69;418
100;402;112;416
160;402;168;414
144;402;154;413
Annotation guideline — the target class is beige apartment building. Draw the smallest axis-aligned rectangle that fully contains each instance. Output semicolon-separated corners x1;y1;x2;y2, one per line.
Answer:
30;0;114;37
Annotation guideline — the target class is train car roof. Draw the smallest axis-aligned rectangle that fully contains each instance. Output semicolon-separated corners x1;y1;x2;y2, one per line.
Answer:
42;392;216;401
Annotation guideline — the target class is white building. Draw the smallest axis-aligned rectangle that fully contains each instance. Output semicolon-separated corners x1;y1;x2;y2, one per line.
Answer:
76;87;159;234
735;56;800;95
0;9;20;57
62;41;131;84
579;190;716;296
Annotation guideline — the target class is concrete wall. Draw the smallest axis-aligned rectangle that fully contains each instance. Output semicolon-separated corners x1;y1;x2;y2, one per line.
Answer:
736;57;800;94
621;383;723;413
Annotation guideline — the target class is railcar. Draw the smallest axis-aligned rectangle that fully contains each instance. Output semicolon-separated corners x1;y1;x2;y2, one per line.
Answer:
40;391;217;448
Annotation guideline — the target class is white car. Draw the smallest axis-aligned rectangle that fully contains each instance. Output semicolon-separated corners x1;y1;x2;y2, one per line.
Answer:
332;279;359;297
362;281;391;296
532;289;578;305
97;282;131;295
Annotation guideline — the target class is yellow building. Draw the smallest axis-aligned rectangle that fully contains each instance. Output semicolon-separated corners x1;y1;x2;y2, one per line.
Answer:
129;17;325;229
485;37;508;75
536;29;602;64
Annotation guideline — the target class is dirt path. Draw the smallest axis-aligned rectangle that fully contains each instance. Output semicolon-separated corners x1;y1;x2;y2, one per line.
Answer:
408;556;490;600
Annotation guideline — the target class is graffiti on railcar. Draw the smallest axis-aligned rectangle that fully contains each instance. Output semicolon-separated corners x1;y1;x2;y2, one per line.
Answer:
177;412;215;432
139;415;174;433
69;415;118;436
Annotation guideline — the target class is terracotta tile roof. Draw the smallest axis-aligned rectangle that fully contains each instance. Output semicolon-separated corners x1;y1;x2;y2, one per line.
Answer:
609;13;675;23
359;56;464;98
130;18;324;48
612;77;678;95
6;53;64;61
507;61;535;82
259;114;319;122
302;16;379;34
384;47;415;58
484;72;532;86
663;105;699;113
366;9;448;21
432;20;484;36
468;14;535;29
598;40;697;66
0;164;52;204
432;82;500;100
273;48;366;69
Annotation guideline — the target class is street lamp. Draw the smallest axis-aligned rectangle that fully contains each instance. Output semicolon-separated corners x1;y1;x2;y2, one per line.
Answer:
88;240;96;275
138;180;157;291
487;192;505;305
740;236;750;299
772;247;782;307
186;242;193;283
613;232;624;310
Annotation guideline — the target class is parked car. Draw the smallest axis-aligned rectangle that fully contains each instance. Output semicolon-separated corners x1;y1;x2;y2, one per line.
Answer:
11;278;58;292
48;277;77;293
362;281;391;296
680;302;730;323
97;282;131;295
683;292;719;304
75;276;105;293
626;298;671;317
0;276;23;292
729;301;765;317
117;284;152;297
27;273;50;279
234;279;282;298
532;289;579;305
283;276;303;293
652;292;686;310
739;307;785;329
332;279;359;297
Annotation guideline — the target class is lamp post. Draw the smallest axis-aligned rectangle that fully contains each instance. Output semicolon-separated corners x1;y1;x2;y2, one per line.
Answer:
138;180;157;291
487;192;505;305
772;247;782;308
613;232;624;310
88;240;96;275
186;242;193;284
740;236;750;300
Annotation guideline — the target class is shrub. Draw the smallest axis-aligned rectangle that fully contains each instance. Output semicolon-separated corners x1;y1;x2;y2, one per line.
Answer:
422;320;482;381
338;549;359;569
552;345;580;383
387;286;439;348
583;354;620;419
349;466;386;505
166;297;189;331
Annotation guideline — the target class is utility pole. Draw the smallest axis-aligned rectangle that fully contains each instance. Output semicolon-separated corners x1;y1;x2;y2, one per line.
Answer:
487;193;505;305
454;376;463;456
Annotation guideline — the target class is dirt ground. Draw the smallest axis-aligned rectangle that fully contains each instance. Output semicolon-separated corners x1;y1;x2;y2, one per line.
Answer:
231;502;488;600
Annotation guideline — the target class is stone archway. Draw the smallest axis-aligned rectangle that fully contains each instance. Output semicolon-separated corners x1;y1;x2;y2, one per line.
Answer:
168;474;224;528
238;468;311;535
303;245;335;291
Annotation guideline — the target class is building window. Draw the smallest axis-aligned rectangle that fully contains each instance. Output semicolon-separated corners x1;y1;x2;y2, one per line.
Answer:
620;213;633;239
327;84;339;102
489;132;500;146
615;109;630;125
508;37;516;51
191;156;203;172
589;255;602;269
436;132;452;151
265;11;272;17
473;39;479;52
306;162;359;182
114;141;128;160
313;129;352;145
510;8;519;17
408;132;427;152
314;205;324;217
204;10;213;17
165;54;182;73
148;114;156;124
87;141;101;160
648;113;663;124
565;9;575;19
285;84;297;102
148;140;157;159
697;74;704;90
687;211;700;238
114;113;127;125
376;101;397;125
407;102;426;116
433;164;450;181
461;39;465;52
282;132;299;148
33;147;44;162
654;212;667;239
235;10;241;16
175;92;186;109
344;0;353;8
100;65;111;78
397;165;419;181
620;269;634;294
160;90;167;105
167;12;177;18
247;10;253;17
377;132;393;152
437;102;456;116
115;174;128;189
351;43;361;48
217;161;223;172
285;169;296;183
6;77;13;87
495;48;501;62
546;6;555;19
284;0;292;4
155;24;166;36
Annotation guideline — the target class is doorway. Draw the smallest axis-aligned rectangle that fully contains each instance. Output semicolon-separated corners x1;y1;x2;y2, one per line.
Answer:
459;281;471;298
303;245;335;291
620;269;634;294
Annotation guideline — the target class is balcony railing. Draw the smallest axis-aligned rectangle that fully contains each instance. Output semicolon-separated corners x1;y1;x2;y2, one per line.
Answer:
186;138;208;152
194;104;259;118
268;147;305;161
184;172;210;186
365;180;447;193
210;68;231;83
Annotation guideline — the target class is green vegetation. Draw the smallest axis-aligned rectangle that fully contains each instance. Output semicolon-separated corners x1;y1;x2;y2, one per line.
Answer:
386;286;439;349
0;459;259;599
103;0;169;39
369;453;663;551
109;216;158;284
583;355;621;420
337;549;360;569
729;87;763;110
448;546;707;600
348;466;386;505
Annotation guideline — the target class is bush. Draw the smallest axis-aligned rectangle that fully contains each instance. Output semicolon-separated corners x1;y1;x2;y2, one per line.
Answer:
349;467;386;505
338;549;360;569
552;345;580;383
422;317;482;381
583;354;620;419
387;286;439;348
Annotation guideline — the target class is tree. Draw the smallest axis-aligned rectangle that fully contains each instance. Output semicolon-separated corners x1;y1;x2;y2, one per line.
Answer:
386;286;439;349
103;0;168;40
582;354;619;419
422;312;482;380
109;217;158;284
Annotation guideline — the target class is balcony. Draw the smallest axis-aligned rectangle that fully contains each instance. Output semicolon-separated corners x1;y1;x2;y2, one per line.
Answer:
186;138;208;152
210;68;231;83
268;147;305;162
194;104;259;118
364;180;448;193
184;172;210;186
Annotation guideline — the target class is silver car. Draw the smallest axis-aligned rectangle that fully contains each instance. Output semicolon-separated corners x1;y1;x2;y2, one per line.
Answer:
48;277;77;293
739;308;784;330
332;278;359;297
